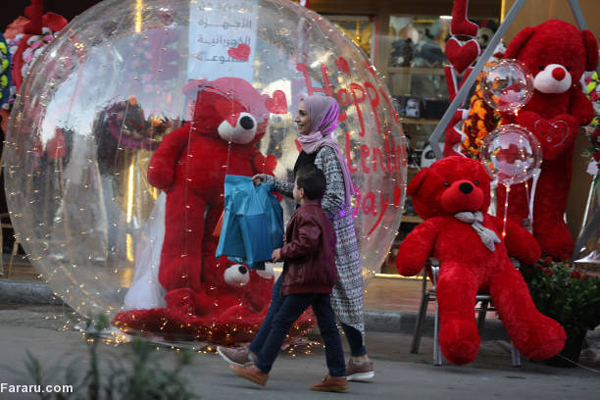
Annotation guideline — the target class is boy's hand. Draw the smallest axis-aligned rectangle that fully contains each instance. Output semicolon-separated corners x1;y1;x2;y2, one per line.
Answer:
271;248;282;262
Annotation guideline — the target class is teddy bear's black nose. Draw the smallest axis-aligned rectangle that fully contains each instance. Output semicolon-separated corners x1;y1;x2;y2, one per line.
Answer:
238;265;248;274
459;182;473;194
240;116;254;130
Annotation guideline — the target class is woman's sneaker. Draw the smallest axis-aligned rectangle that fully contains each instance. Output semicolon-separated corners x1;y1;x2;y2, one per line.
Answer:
345;360;375;381
216;346;256;366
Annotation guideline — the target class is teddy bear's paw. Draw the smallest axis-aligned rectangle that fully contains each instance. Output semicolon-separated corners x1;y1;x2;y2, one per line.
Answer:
164;288;197;315
439;319;481;365
536;226;574;262
513;318;567;361
219;304;255;320
147;162;175;189
256;263;275;279
224;264;250;287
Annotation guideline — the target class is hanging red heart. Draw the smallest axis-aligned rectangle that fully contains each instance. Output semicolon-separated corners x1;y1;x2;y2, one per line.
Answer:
266;90;288;114
335;57;350;74
227;43;251;61
445;37;480;74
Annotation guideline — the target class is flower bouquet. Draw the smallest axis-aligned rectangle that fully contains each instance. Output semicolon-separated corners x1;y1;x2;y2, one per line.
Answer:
521;257;600;366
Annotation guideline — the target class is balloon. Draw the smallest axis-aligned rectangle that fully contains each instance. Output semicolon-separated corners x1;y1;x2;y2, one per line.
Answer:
481;59;533;113
3;0;407;324
480;124;542;186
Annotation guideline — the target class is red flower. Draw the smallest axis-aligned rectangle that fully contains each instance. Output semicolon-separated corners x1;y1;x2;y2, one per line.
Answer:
570;270;583;279
543;268;553;277
594;150;600;162
542;256;553;267
593;127;600;142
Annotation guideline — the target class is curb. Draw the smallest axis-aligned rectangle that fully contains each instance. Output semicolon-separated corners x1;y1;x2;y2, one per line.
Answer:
0;279;63;305
364;309;510;340
0;279;510;339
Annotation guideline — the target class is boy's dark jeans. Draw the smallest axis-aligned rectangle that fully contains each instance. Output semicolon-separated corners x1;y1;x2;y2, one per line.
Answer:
255;292;346;377
249;276;283;355
249;276;366;357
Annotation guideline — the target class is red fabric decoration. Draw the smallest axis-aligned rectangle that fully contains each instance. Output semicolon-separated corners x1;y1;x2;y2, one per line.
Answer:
450;0;479;37
8;0;68;91
500;20;599;261
396;156;566;365
443;109;468;158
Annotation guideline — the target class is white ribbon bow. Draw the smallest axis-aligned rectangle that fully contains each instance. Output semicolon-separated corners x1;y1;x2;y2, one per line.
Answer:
454;211;501;252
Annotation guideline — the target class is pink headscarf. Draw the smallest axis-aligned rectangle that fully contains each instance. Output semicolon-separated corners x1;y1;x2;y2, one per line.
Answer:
297;96;355;208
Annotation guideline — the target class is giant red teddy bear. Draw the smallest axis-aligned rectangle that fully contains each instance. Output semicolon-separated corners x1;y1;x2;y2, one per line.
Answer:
147;77;278;316
396;157;565;365
114;77;287;343
499;20;598;261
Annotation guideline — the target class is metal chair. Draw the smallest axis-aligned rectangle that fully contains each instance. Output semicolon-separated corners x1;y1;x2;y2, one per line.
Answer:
410;258;521;367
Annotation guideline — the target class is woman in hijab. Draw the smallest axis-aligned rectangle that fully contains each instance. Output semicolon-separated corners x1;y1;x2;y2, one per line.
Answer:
217;96;374;382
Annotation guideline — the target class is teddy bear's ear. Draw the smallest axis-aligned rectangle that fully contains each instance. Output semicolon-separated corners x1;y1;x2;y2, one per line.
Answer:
505;27;535;59
582;29;599;72
182;79;209;99
407;168;429;197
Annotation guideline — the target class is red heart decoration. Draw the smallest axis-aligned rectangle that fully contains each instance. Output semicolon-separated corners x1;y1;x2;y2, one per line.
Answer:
533;118;572;149
335;57;350;74
518;111;579;160
266;90;288;114
227;43;251;61
445;37;480;74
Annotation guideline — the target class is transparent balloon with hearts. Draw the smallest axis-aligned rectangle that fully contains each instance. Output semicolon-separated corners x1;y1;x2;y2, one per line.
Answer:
480;124;542;187
3;0;407;324
481;59;534;113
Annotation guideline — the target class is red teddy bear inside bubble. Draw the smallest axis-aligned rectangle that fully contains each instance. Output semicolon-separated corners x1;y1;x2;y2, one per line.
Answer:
147;77;278;317
396;156;565;365
500;20;598;261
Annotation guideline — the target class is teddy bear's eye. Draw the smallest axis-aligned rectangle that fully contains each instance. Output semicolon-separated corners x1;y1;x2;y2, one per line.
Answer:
538;65;544;70
474;180;479;186
443;182;450;187
566;66;571;71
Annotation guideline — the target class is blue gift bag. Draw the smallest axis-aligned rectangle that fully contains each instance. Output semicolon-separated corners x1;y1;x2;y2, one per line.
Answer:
257;182;284;250
216;175;283;268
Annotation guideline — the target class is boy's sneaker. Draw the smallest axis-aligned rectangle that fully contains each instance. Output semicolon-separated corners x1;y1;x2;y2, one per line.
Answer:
216;346;256;366
310;375;348;392
229;364;268;386
345;360;375;381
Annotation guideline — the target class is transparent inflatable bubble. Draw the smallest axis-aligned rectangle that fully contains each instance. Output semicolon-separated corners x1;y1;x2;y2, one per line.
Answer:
481;59;533;113
4;0;406;325
480;124;542;186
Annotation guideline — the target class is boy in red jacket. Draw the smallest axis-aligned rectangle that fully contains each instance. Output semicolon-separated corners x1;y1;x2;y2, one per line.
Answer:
229;165;347;392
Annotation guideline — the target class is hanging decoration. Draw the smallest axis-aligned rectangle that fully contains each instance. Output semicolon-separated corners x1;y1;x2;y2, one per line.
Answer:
442;0;481;158
1;0;68;131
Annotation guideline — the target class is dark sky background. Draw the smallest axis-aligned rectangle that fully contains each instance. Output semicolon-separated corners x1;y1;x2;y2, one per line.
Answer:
2;1;103;34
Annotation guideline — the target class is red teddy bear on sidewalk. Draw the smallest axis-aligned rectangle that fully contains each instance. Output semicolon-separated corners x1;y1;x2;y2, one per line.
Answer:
396;157;565;365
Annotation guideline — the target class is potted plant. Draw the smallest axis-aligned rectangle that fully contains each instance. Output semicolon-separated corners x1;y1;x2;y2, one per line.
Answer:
521;257;600;367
